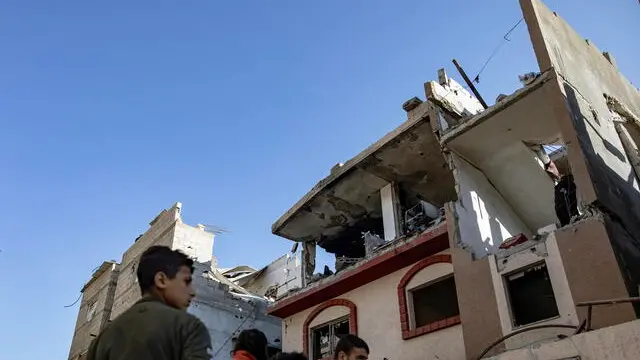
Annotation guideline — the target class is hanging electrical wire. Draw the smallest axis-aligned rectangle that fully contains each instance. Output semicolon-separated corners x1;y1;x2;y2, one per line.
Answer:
473;17;524;84
63;263;102;308
64;293;82;308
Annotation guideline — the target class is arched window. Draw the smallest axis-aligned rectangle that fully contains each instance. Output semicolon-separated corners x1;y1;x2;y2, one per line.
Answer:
397;254;460;340
302;299;357;359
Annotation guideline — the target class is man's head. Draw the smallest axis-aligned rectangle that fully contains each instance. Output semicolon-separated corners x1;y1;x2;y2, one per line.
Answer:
544;160;561;182
137;245;195;310
334;335;369;360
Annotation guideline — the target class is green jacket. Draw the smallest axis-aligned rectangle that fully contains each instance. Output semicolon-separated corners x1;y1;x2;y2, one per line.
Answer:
86;296;212;360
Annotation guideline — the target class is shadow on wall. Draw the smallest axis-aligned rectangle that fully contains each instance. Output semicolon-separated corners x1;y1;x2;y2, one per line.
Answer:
470;190;514;255
563;83;640;315
454;154;532;258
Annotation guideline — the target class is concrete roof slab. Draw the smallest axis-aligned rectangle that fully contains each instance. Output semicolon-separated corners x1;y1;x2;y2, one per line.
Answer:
443;75;562;231
273;105;455;242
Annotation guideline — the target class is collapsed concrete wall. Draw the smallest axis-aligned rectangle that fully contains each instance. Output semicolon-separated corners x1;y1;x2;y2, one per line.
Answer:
191;264;282;360
242;253;303;299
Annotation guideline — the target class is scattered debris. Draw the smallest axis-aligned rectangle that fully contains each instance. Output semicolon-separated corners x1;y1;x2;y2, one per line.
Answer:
402;97;423;112
499;234;529;250
518;72;540;86
362;231;385;256
405;201;442;235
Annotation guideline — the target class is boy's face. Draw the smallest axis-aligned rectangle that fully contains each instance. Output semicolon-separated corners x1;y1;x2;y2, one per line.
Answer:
155;265;195;310
338;348;368;360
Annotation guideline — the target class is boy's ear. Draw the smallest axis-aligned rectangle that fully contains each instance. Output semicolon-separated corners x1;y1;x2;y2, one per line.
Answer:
154;272;169;289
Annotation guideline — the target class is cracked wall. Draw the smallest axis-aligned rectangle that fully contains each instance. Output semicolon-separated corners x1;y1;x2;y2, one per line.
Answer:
522;0;640;311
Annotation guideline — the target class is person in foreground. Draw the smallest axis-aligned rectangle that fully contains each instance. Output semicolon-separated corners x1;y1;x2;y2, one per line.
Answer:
232;329;269;360
334;334;369;360
86;245;212;360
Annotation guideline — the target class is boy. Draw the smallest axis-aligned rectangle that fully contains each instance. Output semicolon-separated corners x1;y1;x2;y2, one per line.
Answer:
86;246;212;360
334;335;369;360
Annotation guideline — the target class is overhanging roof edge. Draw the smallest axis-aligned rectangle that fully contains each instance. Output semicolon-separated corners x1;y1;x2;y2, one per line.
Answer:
271;111;431;240
440;70;555;146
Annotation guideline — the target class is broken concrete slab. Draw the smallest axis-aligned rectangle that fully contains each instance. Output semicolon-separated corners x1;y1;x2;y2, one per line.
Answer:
272;102;455;245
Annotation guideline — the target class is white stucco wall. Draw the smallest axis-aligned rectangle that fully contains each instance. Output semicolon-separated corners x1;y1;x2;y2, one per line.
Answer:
452;154;531;258
281;250;466;360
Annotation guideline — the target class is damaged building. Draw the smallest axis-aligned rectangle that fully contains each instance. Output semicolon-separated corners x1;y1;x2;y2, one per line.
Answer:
67;202;303;360
267;0;640;359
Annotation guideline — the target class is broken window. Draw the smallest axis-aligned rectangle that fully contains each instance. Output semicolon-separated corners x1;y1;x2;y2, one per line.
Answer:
506;262;559;327
311;317;350;360
318;217;384;273
86;301;97;322
410;276;460;328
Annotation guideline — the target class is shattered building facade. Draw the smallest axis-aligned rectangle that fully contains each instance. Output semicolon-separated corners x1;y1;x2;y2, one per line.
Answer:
267;0;640;359
67;202;303;360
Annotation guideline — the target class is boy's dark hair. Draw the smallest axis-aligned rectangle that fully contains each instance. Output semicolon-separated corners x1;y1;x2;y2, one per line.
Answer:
271;352;307;360
334;334;369;360
232;329;269;360
137;246;194;294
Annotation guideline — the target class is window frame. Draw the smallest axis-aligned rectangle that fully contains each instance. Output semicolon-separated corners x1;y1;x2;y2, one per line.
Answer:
503;261;560;328
309;316;351;360
407;274;460;330
302;299;358;359
397;254;461;340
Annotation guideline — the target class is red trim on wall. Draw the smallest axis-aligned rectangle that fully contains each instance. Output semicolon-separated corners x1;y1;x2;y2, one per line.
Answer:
268;222;449;318
397;254;461;340
302;299;357;357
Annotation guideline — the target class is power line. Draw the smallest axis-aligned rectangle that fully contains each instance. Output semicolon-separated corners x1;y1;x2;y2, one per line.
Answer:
473;18;524;84
64;293;82;308
64;262;103;308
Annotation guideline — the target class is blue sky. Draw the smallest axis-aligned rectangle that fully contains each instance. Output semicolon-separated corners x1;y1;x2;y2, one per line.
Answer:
0;0;637;359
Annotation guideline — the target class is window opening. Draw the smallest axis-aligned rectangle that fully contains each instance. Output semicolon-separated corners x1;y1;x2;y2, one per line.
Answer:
311;316;350;360
410;276;460;328
506;262;559;327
